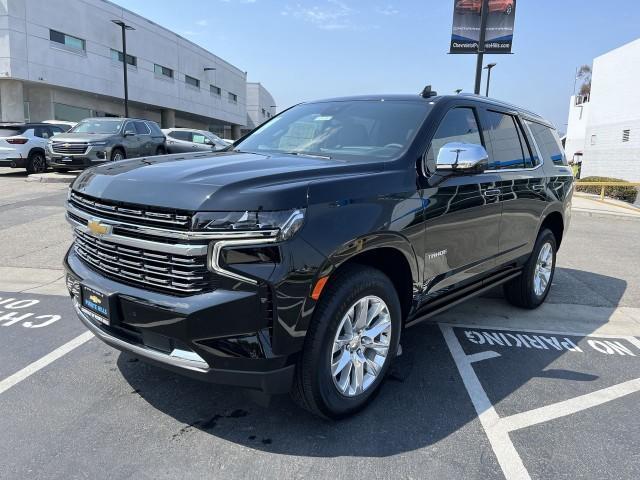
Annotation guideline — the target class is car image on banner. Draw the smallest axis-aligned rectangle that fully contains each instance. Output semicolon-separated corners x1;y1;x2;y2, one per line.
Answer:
450;0;517;54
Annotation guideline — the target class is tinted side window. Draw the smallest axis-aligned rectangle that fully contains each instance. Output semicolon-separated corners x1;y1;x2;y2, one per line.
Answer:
526;121;566;166
169;131;191;141
483;111;532;170
425;107;482;172
134;121;150;135
146;122;163;137
123;122;135;135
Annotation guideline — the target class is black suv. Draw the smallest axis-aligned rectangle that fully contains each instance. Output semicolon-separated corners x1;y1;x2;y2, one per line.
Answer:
64;93;573;418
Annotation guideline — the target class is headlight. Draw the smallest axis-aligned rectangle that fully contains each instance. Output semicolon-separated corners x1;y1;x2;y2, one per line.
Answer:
87;141;107;146
193;209;305;241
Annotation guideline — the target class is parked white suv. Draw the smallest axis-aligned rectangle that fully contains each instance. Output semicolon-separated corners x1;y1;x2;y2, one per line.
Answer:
163;128;231;153
0;123;68;173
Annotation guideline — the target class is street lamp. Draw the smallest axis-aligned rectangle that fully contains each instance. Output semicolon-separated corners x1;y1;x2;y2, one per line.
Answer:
111;20;135;117
483;62;497;97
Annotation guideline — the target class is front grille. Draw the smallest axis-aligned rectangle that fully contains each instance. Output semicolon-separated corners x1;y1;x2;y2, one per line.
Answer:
52;142;89;155
69;192;192;230
73;229;213;295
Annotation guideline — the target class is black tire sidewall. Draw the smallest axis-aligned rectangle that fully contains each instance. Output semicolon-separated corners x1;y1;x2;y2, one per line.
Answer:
310;268;401;418
111;149;125;161
28;152;46;174
524;229;557;306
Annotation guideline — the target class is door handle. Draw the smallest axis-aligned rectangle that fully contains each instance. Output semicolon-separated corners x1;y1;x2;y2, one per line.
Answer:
483;189;501;197
532;185;545;191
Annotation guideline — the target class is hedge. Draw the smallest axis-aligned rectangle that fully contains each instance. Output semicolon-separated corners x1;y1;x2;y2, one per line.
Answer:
576;176;638;204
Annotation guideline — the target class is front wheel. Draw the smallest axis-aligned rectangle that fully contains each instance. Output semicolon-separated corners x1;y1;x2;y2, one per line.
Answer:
292;265;401;419
504;228;557;309
26;152;46;174
111;148;125;161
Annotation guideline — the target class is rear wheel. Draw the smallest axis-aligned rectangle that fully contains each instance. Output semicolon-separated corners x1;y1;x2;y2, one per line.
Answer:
111;148;125;161
504;228;557;309
26;151;46;174
292;265;401;419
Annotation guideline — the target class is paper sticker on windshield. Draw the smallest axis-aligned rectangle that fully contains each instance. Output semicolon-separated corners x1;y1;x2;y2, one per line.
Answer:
314;116;333;121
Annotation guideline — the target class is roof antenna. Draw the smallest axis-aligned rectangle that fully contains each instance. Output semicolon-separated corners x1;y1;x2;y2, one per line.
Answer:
420;85;437;98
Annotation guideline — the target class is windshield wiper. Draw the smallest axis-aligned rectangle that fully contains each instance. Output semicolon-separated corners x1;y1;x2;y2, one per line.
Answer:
284;151;332;160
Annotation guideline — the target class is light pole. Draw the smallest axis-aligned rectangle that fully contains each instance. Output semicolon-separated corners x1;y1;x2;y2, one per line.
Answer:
484;62;497;97
473;0;490;94
111;20;135;117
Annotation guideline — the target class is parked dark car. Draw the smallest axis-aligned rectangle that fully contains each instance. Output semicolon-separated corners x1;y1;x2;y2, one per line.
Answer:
47;117;166;171
163;128;231;153
64;92;572;418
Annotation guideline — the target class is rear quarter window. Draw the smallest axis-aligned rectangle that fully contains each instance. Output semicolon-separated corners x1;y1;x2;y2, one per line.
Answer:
526;121;567;166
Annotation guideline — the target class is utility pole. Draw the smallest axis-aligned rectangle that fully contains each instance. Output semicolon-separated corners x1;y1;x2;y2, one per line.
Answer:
473;0;490;95
112;20;135;117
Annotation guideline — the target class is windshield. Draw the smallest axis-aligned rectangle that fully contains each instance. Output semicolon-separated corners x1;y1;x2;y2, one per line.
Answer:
71;120;123;134
235;100;431;160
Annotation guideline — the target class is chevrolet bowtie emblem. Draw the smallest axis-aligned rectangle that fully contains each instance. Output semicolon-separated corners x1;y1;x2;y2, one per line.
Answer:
87;219;111;236
89;295;101;305
64;143;70;147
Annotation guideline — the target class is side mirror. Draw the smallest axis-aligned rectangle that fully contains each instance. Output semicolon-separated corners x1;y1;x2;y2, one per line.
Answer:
436;142;488;174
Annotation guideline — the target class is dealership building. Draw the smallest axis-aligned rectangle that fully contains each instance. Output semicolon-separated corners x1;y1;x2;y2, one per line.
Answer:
565;38;640;181
0;0;275;139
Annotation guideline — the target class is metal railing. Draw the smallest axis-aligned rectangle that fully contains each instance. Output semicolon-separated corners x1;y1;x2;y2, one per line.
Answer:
575;181;640;201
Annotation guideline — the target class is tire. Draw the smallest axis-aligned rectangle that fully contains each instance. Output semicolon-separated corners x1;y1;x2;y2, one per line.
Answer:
504;228;557;309
111;148;125;162
155;145;167;156
26;151;47;174
292;265;402;419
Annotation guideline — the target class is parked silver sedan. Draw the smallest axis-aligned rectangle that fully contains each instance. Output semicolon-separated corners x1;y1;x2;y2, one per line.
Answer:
162;128;231;153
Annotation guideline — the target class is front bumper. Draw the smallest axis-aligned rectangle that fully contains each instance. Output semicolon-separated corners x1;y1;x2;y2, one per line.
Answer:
64;248;297;394
47;146;111;170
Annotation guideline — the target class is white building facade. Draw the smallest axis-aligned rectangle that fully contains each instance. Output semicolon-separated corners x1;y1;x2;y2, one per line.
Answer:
566;39;640;181
244;82;276;135
0;0;275;139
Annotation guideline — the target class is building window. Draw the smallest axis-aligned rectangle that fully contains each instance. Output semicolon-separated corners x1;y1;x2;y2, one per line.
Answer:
185;75;200;88
622;129;630;143
54;103;92;123
228;92;238;104
49;29;85;51
210;85;221;96
154;64;173;78
590;134;597;146
110;49;137;67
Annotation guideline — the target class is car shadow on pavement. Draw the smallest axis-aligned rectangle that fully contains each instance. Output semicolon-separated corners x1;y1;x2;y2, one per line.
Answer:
117;267;628;458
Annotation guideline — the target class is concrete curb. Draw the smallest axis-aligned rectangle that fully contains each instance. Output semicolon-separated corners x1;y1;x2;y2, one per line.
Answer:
26;172;77;184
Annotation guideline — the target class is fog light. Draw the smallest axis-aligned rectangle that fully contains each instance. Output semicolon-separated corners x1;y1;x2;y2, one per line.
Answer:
95;151;105;159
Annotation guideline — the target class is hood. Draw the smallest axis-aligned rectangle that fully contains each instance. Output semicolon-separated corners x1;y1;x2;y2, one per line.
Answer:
72;151;383;211
51;133;116;143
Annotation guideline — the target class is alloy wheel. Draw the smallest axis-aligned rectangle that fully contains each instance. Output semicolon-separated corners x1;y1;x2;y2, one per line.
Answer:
331;295;392;397
533;242;553;296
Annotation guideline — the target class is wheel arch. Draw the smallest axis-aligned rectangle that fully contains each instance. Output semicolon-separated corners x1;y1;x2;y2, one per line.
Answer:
538;210;564;248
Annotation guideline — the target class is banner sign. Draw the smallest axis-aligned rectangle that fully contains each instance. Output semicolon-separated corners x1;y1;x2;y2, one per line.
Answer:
450;0;517;54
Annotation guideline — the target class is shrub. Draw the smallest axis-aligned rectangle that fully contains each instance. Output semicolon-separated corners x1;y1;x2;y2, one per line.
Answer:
576;176;638;204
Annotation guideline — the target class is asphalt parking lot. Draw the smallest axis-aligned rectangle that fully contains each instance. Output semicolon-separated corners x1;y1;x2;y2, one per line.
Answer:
1;167;639;479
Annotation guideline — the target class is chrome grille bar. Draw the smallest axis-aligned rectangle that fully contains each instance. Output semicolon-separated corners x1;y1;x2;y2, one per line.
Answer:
69;192;192;228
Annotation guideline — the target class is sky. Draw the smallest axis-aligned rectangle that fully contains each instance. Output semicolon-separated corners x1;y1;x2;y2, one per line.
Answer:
115;0;640;133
